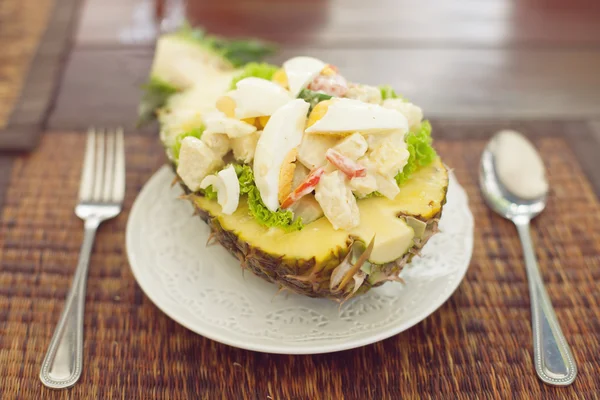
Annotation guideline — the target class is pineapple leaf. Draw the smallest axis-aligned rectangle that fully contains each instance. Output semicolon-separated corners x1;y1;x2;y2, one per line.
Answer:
176;23;276;68
137;78;179;127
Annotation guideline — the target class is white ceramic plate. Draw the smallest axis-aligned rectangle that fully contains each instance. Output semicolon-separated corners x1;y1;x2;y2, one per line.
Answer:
126;166;473;354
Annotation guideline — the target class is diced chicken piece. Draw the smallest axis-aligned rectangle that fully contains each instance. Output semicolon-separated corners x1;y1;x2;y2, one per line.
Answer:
333;132;368;160
203;111;257;138
231;130;260;163
373;173;400;199
177;137;224;191
364;131;410;177
357;156;401;200
382;99;423;129
297;134;338;170
350;174;378;198
315;171;360;231
201;130;230;158
290;195;324;225
365;133;387;149
344;84;382;104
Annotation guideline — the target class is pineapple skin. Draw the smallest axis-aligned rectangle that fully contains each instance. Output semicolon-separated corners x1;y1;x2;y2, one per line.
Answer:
174;159;449;301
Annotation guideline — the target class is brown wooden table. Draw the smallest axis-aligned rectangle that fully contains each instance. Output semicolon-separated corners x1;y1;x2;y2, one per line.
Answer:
1;1;600;398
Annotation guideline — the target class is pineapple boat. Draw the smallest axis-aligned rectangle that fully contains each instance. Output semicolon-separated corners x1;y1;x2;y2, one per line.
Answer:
140;27;448;301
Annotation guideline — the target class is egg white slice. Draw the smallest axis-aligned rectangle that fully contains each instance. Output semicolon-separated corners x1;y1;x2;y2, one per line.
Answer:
253;99;310;212
228;77;294;119
283;56;326;96
305;98;408;135
203;111;257;138
199;165;240;215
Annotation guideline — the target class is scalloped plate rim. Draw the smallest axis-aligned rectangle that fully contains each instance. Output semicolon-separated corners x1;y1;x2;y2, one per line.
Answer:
126;165;473;354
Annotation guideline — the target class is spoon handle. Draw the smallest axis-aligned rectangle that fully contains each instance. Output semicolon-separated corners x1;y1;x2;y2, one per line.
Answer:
513;217;577;386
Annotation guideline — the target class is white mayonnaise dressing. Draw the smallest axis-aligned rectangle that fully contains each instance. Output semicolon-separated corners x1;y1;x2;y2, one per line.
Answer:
492;130;549;199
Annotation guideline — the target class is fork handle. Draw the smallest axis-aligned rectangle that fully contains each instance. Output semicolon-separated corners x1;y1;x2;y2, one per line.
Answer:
40;219;100;389
513;216;577;386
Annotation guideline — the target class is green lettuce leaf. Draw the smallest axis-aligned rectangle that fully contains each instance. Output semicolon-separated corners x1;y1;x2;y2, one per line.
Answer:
202;185;218;200
298;89;332;112
171;126;205;162
234;164;304;232
395;121;437;186
138;78;179;127
379;85;407;101
176;24;276;68
229;62;279;89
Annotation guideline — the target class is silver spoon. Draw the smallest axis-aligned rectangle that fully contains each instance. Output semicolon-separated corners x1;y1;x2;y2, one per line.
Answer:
479;133;577;386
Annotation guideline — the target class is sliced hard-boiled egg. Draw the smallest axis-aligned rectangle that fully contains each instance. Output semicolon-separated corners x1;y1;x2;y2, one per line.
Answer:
278;149;298;204
227;77;293;119
203;111;257;138
305;98;408;135
199;165;240;215
253;99;310;212
283;56;326;96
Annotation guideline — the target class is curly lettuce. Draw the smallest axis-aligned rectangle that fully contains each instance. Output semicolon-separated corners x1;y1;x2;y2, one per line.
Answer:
395;121;437;186
379;85;408;101
202;185;218;200
234;164;304;232
229;62;279;89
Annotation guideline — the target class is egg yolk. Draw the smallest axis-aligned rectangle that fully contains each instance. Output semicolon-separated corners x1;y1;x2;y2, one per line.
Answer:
306;99;334;129
271;69;288;88
216;96;236;118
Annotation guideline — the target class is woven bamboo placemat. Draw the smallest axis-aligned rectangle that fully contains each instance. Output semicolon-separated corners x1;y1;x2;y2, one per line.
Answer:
0;123;599;399
0;0;79;151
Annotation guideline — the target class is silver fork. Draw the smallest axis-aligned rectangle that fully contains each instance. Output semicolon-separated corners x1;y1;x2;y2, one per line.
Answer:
40;128;125;389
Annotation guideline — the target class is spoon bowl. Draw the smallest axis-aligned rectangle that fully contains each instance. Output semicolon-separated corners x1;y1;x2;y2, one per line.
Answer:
479;137;547;221
478;131;577;386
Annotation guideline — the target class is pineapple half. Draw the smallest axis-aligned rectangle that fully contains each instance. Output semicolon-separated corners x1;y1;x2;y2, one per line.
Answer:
143;28;449;301
189;159;447;300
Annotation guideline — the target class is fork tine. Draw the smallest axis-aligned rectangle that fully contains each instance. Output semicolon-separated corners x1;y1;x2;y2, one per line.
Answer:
78;128;96;202
102;131;115;202
112;127;126;202
93;129;105;201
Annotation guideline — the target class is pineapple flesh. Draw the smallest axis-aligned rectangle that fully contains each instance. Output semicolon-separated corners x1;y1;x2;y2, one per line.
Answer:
190;158;447;300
